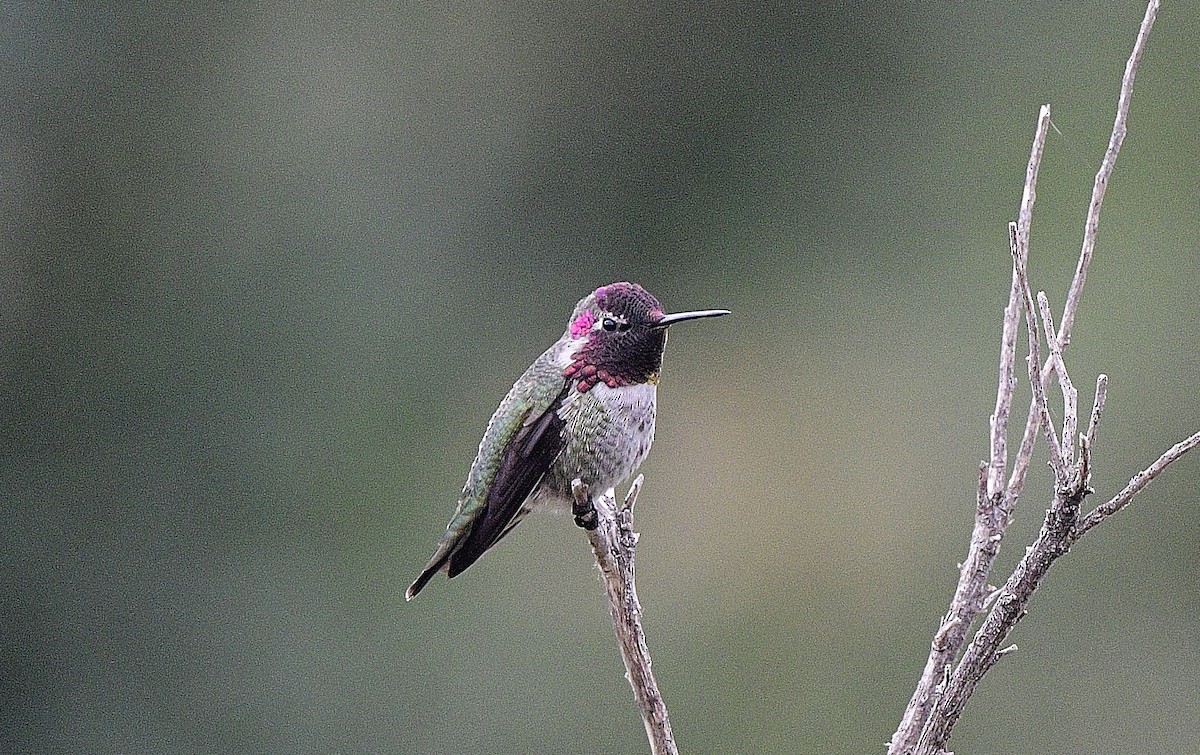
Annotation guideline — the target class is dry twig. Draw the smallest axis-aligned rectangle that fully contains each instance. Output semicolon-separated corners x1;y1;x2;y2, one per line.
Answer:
1077;430;1200;537
1008;0;1159;500
572;477;677;755
887;105;1053;755
889;2;1198;753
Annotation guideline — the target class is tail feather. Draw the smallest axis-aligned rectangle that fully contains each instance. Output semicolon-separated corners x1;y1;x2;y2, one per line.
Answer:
405;553;450;601
446;507;530;578
406;508;531;600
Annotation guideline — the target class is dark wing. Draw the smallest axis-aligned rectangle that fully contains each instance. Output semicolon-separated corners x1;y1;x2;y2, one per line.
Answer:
446;383;570;576
406;378;571;600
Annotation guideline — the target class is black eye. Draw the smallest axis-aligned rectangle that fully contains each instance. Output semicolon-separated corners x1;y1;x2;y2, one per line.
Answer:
602;317;618;331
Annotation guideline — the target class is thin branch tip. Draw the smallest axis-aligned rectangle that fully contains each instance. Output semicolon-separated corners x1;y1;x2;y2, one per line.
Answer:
623;474;645;512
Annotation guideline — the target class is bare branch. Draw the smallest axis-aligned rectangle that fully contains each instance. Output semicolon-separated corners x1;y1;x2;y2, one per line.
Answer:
907;106;1076;753
888;464;1007;754
1015;105;1049;254
1007;0;1160;501
1076;431;1200;536
888;103;1058;755
1058;0;1160;348
572;477;678;755
987;229;1023;501
1005;105;1053;501
1011;117;1069;483
1086;374;1108;452
895;4;1177;753
914;471;1092;755
1037;292;1077;462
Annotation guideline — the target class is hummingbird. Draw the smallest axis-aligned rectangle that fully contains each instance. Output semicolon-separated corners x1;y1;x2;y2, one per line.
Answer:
406;282;728;600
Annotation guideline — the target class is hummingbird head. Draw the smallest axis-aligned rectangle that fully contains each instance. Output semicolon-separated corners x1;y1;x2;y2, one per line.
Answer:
561;282;729;392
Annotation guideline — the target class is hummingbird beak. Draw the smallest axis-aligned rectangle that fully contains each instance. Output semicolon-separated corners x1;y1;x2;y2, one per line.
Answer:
650;309;731;329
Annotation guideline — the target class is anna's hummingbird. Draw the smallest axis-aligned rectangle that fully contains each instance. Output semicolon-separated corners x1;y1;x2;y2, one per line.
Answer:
406;281;728;600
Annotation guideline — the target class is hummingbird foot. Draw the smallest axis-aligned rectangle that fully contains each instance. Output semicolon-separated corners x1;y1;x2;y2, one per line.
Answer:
574;509;598;530
570;479;599;530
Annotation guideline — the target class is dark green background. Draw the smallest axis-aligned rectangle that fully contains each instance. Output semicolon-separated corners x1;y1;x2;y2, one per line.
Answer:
4;3;1197;753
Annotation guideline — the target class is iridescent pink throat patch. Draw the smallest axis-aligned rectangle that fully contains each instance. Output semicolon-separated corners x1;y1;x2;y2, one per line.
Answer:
570;310;596;338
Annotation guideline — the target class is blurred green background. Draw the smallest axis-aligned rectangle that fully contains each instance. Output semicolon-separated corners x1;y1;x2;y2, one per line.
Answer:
3;3;1198;753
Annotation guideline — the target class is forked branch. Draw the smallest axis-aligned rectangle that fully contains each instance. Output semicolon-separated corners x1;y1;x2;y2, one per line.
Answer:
889;2;1200;753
